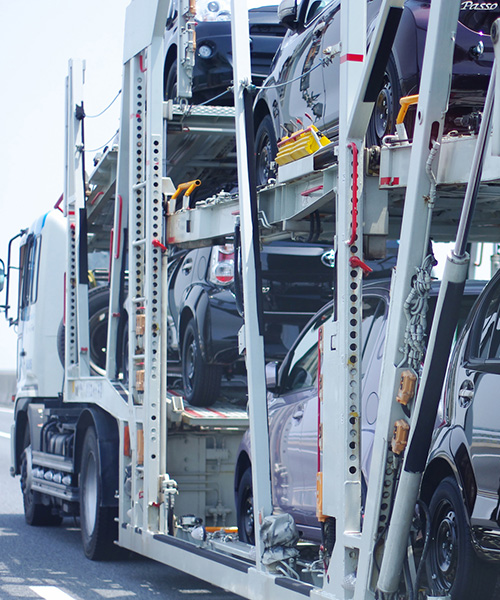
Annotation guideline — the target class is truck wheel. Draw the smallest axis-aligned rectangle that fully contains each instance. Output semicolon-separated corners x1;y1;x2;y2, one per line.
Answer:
165;59;178;101
21;429;62;526
237;467;254;545
57;286;110;375
426;477;497;599
80;427;117;560
181;319;221;407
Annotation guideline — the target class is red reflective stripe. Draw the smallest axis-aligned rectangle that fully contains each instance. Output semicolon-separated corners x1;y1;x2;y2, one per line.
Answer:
115;195;122;259
91;191;104;206
301;185;324;197
340;53;364;63
380;176;400;186
347;142;358;246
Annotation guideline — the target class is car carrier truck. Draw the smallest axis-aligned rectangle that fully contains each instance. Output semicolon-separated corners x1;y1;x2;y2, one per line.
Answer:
3;0;500;598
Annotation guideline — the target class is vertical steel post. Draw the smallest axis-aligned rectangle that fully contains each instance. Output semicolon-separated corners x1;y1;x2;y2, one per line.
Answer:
369;0;462;593
231;0;273;572
64;59;90;386
322;0;366;595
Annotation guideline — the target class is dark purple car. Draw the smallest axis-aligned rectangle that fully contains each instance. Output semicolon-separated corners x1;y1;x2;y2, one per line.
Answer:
253;0;500;185
234;278;486;599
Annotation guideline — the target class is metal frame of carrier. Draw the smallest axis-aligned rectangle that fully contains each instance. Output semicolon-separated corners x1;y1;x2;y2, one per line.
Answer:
52;0;500;598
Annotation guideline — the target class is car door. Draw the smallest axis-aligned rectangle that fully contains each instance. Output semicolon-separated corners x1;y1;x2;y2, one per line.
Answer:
298;291;388;526
268;305;332;524
275;0;336;132
453;278;500;529
168;249;199;327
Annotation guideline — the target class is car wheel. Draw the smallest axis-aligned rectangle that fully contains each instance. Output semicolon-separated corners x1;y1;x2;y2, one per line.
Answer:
426;476;497;599
255;114;278;187
181;319;222;407
80;427;117;560
165;59;178;102
237;467;255;545
57;286;110;376
366;56;401;147
21;429;62;526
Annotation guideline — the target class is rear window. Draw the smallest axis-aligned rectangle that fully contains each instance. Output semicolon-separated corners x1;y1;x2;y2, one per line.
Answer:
459;3;500;35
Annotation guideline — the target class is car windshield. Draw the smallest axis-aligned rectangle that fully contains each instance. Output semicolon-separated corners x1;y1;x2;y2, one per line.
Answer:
195;0;276;21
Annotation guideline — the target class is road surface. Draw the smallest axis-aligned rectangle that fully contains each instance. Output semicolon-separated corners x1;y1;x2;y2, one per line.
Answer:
0;406;240;600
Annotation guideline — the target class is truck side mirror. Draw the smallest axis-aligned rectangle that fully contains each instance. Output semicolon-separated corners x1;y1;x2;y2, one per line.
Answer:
0;259;5;293
278;0;298;30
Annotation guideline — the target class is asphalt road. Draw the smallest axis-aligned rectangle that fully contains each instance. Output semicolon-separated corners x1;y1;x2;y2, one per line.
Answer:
0;406;240;600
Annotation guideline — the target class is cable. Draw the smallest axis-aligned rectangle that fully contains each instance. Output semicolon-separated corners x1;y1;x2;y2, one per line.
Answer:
254;58;328;92
84;130;119;153
199;87;233;105
85;89;122;118
190;55;329;107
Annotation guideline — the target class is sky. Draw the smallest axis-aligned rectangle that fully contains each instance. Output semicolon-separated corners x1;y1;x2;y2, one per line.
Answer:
0;0;276;372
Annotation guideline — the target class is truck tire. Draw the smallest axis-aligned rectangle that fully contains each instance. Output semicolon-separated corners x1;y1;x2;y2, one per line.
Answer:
79;426;117;560
236;467;254;545
57;286;110;375
165;59;178;101
21;429;62;526
181;319;222;407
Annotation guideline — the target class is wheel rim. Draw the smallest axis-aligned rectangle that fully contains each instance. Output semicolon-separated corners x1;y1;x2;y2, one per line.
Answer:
431;502;458;591
242;487;254;543
373;74;393;141
21;447;34;511
256;132;273;187
89;309;108;374
184;331;196;396
82;452;98;537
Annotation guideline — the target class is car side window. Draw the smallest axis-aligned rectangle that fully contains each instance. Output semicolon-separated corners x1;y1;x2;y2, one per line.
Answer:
282;293;386;392
304;0;334;24
361;297;387;377
469;283;500;360
283;308;332;392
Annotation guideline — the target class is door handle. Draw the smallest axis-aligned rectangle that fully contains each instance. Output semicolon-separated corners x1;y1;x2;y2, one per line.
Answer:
458;380;474;407
292;408;304;421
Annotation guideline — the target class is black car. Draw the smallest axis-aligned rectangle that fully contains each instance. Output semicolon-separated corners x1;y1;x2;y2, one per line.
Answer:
167;241;337;406
421;269;500;599
253;0;499;185
167;240;399;407
163;1;286;104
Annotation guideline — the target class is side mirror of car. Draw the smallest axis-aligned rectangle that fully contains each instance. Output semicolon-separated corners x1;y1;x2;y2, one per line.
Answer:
278;0;299;30
0;259;5;293
265;361;280;390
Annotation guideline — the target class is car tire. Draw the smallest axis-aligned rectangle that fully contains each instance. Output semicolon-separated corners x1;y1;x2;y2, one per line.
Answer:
181;319;222;407
366;55;401;147
57;286;110;375
79;427;117;560
21;429;62;527
165;59;178;102
237;467;255;545
426;476;498;599
255;114;278;187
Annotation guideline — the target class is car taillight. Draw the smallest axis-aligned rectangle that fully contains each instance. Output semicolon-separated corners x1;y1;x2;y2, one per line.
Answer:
209;244;234;285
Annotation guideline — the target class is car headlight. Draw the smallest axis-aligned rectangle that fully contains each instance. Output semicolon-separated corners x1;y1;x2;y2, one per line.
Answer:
198;43;215;59
195;0;231;21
